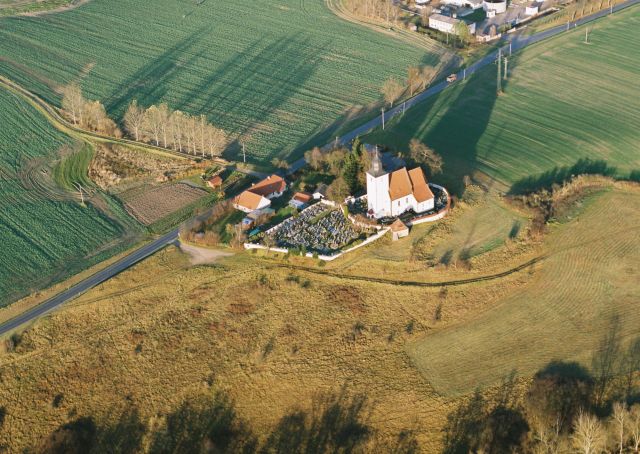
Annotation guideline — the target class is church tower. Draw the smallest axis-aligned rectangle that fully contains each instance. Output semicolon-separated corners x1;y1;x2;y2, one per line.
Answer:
366;147;390;217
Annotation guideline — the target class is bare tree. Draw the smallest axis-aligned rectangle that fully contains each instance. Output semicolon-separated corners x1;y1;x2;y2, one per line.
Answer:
419;65;437;90
628;404;640;453
572;410;607;454
171;110;185;152
381;77;404;107
409;138;443;175
304;146;324;170
611;402;628;454
407;66;421;97
158;103;170;148
123;100;145;141
143;105;163;146
206;124;226;157
61;82;86;125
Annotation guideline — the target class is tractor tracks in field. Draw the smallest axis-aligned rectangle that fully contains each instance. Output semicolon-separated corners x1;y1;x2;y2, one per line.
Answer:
266;254;546;288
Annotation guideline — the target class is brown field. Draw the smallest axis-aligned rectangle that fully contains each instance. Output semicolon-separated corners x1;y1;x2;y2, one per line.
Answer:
0;179;637;452
122;183;208;225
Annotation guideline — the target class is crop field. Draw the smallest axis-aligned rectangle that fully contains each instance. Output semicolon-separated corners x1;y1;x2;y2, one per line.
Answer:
122;183;209;225
0;88;137;304
0;0;449;165
408;183;640;395
366;5;640;194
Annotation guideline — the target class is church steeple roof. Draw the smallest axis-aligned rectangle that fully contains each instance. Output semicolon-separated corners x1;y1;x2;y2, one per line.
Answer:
368;146;386;178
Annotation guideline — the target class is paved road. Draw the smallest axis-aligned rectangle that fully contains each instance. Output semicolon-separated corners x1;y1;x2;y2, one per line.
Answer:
288;0;639;174
0;230;179;335
1;0;637;335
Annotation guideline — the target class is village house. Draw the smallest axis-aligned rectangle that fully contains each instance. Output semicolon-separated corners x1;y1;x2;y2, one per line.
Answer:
233;174;286;213
429;13;477;35
313;183;328;200
366;148;435;219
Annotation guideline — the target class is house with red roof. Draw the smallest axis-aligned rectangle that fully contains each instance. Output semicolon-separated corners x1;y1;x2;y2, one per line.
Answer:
233;174;286;213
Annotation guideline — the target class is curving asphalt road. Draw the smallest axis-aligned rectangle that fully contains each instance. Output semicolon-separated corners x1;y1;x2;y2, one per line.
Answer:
288;0;639;174
1;0;637;335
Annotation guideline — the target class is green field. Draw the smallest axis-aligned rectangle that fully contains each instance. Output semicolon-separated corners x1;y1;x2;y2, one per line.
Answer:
0;0;447;164
0;89;138;304
408;185;640;396
366;6;640;194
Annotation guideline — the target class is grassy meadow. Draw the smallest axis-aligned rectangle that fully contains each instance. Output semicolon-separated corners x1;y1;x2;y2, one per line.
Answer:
408;182;640;395
0;88;139;305
0;0;448;164
0;179;638;451
366;5;640;194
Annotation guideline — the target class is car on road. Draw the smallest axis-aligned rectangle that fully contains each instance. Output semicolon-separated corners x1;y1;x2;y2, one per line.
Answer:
446;74;458;83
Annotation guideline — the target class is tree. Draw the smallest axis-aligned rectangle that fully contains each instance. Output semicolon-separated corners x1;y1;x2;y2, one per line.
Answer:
572;410;606;454
419;65;437;90
61;83;86;125
455;21;472;46
206;124;226;157
171;110;185;152
271;158;289;170
123;100;145;141
143;105;163;146
325;148;346;176
83;100;119;136
407;66;421;96
627;404;640;453
342;152;360;194
304;147;324;171
327;176;350;203
381;77;404;107
409;139;443;175
158;103;171;148
611;402;628;454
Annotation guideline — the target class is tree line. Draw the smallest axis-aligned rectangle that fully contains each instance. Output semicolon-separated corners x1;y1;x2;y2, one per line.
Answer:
381;64;437;108
342;0;401;24
61;83;227;158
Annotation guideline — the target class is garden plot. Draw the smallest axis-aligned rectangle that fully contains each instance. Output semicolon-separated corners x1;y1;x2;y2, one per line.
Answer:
122;183;208;225
270;203;369;255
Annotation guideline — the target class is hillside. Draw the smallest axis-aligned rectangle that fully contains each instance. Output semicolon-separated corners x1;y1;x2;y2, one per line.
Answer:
365;5;640;194
0;0;450;164
1;179;637;451
0;88;141;304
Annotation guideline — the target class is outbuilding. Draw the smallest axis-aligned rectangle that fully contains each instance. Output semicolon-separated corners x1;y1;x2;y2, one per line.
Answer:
389;219;409;241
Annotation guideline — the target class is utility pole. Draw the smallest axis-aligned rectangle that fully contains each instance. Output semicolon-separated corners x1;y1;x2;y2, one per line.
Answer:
584;27;589;43
463;68;466;80
497;48;502;94
509;42;512;56
381;108;385;130
402;101;406;115
75;183;85;206
242;141;246;163
503;57;508;80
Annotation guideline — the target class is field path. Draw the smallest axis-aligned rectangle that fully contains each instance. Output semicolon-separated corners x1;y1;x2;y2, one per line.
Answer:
0;1;638;335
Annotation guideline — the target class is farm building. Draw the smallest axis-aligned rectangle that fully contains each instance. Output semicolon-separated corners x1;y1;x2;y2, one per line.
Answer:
428;14;476;35
389;219;409;241
241;207;275;230
366;148;435;219
233;174;286;213
207;175;223;189
289;192;312;210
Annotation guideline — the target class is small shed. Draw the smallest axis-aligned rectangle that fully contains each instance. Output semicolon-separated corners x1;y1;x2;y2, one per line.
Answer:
290;192;313;209
313;184;328;200
525;2;539;15
207;175;223;189
389;219;409;241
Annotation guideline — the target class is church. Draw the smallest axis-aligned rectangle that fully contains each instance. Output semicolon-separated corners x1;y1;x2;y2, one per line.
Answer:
366;148;435;219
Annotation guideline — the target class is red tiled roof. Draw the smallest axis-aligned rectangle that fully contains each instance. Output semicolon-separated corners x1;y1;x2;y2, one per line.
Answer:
249;174;286;197
407;167;434;202
234;190;267;211
293;192;312;203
